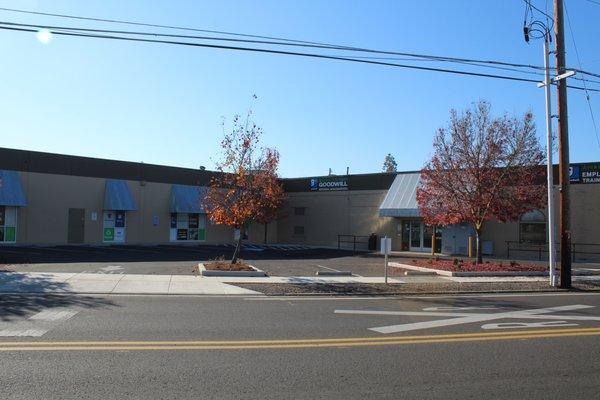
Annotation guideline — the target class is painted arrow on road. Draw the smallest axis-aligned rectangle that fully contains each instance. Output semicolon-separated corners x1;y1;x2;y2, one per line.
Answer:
335;305;600;334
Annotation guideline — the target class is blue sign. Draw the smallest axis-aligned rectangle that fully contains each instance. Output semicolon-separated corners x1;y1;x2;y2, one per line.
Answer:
310;178;319;191
115;211;126;228
569;165;580;183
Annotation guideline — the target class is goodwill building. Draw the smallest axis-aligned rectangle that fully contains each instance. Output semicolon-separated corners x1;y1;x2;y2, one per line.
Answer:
1;147;599;260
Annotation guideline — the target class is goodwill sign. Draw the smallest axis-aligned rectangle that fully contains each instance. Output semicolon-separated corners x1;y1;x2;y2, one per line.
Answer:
570;163;600;184
310;176;349;191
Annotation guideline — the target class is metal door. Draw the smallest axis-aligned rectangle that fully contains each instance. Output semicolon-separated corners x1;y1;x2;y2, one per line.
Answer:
67;208;85;244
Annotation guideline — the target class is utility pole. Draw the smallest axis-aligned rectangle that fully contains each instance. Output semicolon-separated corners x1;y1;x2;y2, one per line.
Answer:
554;0;571;288
540;35;558;287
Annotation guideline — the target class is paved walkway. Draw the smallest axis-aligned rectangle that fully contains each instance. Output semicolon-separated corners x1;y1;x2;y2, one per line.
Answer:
0;272;407;295
0;272;261;295
1;271;597;295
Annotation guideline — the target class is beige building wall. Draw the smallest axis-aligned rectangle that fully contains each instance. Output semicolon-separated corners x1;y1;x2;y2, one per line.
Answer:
15;171;236;245
10;169;600;254
277;190;396;248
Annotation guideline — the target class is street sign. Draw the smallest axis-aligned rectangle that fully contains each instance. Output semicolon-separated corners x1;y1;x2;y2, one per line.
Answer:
380;237;392;255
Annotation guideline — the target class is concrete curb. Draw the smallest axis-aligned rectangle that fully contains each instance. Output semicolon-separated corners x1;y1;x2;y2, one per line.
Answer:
390;262;549;277
199;263;267;277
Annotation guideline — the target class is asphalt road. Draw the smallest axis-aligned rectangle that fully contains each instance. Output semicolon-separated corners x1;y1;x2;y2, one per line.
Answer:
1;292;599;399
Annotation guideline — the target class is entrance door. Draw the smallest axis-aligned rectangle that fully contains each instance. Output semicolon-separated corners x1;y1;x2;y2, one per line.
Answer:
68;208;85;244
409;221;422;251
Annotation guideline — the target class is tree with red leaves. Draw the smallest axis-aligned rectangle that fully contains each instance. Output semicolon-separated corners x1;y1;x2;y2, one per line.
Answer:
204;105;285;264
416;101;546;263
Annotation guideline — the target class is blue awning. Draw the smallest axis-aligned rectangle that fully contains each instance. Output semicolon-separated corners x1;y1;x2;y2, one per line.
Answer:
0;170;27;207
170;185;208;213
379;173;421;217
104;179;137;211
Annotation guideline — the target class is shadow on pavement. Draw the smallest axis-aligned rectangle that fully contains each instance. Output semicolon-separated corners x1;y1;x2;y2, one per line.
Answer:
0;273;116;321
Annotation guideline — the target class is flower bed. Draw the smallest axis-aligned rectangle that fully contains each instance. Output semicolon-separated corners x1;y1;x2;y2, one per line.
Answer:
204;261;255;272
404;258;547;272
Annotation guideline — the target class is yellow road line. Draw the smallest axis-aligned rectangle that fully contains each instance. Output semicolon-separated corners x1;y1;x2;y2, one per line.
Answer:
0;327;599;351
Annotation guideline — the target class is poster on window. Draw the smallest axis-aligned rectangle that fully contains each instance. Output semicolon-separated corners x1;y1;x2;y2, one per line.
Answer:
188;229;199;241
189;214;199;228
170;213;177;228
103;228;114;241
114;227;125;242
115;211;126;228
0;206;4;226
103;212;115;228
177;229;188;241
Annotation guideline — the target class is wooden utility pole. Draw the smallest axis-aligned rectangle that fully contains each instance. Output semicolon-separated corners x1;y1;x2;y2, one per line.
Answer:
554;0;571;288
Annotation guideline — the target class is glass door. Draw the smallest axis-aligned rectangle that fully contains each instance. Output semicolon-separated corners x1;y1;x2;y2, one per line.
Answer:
409;221;422;251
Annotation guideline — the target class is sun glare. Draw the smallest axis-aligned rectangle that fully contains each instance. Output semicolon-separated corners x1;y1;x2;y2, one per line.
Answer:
36;29;53;44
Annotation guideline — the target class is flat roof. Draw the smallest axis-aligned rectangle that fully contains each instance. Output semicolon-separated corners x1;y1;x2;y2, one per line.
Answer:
1;147;597;192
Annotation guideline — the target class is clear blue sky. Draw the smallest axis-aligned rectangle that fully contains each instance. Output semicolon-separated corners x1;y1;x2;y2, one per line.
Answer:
0;0;599;177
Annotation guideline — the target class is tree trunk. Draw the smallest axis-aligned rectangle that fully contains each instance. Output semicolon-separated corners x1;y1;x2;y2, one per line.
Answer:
475;228;483;264
231;225;245;264
263;222;268;245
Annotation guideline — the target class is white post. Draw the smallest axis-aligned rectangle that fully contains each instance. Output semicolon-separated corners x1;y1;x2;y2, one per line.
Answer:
382;235;389;284
543;36;558;287
384;252;388;284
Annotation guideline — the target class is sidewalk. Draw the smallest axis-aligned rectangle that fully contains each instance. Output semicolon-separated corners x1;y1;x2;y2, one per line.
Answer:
0;272;262;295
1;271;598;295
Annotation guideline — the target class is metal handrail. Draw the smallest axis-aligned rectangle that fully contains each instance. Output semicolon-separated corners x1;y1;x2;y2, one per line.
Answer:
506;240;600;262
337;234;370;251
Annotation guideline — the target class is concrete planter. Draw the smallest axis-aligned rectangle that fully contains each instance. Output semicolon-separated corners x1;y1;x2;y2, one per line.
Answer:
199;263;267;277
389;262;548;277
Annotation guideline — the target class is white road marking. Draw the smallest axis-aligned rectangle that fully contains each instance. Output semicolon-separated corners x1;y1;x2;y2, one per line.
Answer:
315;264;362;277
316;265;342;272
481;321;579;330
99;265;124;274
410;292;600;299
0;329;47;337
423;306;499;311
0;308;80;337
29;310;78;321
335;304;600;334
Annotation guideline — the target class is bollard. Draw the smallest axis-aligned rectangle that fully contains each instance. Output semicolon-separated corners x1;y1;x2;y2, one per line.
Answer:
468;236;473;258
431;226;436;256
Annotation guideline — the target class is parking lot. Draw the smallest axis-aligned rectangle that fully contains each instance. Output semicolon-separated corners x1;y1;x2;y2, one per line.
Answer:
0;244;402;277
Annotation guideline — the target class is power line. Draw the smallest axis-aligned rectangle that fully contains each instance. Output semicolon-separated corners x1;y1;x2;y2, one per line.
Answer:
0;24;545;84
0;20;557;78
564;1;600;148
583;0;600;6
1;23;600;93
0;7;555;72
0;6;351;49
3;5;600;80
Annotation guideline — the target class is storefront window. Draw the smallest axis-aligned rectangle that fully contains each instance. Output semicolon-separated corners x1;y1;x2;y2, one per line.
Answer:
103;210;126;243
0;206;17;243
170;213;206;241
519;210;546;244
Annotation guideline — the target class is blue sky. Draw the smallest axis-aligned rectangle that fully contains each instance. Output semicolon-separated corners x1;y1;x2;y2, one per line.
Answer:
0;0;599;177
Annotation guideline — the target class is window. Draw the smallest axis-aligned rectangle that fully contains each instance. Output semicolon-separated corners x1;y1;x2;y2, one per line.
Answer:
0;206;17;243
170;213;206;241
294;207;306;216
103;211;126;243
519;210;546;243
293;226;305;235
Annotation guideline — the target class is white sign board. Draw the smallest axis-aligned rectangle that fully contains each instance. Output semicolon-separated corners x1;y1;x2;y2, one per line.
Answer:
380;237;392;255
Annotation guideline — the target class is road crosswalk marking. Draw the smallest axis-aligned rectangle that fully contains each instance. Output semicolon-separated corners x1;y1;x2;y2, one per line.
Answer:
0;308;79;337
